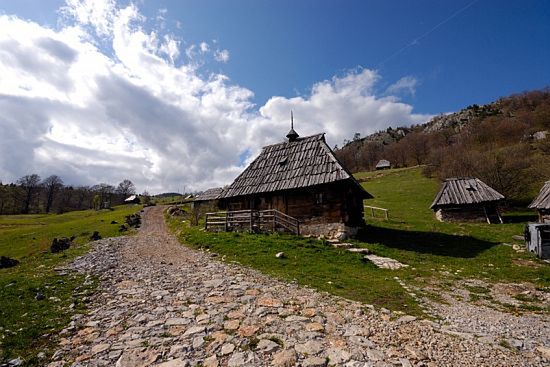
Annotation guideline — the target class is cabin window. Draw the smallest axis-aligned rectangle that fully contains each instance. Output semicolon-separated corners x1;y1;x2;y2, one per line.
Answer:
315;193;324;205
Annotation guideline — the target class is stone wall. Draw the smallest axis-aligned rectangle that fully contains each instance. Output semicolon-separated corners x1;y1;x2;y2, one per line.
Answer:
300;222;359;240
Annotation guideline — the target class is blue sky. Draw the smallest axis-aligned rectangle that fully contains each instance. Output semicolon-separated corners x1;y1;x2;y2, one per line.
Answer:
5;0;550;113
0;0;549;192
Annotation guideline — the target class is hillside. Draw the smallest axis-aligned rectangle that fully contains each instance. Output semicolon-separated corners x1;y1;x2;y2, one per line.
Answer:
335;88;550;202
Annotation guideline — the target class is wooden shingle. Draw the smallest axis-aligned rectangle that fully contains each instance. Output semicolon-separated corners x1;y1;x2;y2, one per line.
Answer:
529;181;550;210
220;133;372;199
430;178;504;209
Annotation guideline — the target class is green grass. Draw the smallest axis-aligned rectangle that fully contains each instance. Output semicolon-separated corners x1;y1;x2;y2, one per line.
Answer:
357;167;549;287
168;215;421;315
0;205;141;364
169;166;549;317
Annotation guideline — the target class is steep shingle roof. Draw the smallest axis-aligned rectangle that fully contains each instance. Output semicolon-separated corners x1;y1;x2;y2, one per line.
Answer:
220;133;372;199
375;159;391;169
430;177;504;209
194;187;224;202
529;181;550;210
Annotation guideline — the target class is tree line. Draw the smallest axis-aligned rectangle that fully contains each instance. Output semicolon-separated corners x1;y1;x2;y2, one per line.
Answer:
0;175;141;215
335;89;550;203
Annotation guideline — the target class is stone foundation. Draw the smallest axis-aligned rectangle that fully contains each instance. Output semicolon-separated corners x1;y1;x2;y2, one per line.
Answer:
435;207;488;223
300;222;360;240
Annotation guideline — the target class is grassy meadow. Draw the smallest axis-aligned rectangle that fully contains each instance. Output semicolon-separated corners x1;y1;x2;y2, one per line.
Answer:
169;166;549;317
0;205;141;364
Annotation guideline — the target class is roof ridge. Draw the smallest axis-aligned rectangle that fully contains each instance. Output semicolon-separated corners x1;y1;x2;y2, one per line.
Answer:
261;133;325;149
220;132;371;199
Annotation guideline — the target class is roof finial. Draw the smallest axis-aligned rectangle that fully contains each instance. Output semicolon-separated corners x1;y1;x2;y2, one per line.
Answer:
286;110;299;142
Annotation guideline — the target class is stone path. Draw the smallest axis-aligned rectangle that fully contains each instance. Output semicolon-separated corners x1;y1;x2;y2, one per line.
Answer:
48;206;547;366
328;241;408;270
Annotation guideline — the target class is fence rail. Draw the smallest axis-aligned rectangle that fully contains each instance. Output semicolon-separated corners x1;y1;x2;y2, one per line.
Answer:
205;209;300;235
364;205;389;220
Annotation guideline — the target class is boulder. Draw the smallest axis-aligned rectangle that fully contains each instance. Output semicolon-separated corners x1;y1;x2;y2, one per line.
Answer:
50;237;72;253
0;256;19;269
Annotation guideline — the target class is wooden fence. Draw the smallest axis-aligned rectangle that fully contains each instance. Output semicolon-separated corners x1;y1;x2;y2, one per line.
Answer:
364;205;389;220
205;209;300;235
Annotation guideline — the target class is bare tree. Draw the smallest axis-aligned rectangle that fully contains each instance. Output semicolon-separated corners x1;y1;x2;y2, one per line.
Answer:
42;175;64;213
17;174;41;214
116;179;136;198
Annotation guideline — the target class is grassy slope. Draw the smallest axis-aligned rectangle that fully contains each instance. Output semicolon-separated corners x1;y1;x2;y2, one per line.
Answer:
170;166;549;318
0;205;141;364
357;167;549;285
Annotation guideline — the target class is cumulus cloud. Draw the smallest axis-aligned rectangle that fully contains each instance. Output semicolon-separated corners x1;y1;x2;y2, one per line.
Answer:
0;0;431;193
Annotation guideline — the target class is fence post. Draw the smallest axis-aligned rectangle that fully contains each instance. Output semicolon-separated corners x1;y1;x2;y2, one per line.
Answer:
225;212;228;232
205;214;208;231
371;207;375;217
250;210;253;231
385;209;389;220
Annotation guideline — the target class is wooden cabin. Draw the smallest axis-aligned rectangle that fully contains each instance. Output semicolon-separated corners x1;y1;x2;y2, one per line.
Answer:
124;195;140;204
430;178;505;223
192;187;224;211
375;159;391;170
529;181;550;223
218;128;373;239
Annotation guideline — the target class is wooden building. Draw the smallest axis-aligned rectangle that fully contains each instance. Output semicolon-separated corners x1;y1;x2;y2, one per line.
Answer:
375;159;391;170
192;187;224;211
124;195;140;204
218;128;372;239
529;181;550;223
430;178;505;223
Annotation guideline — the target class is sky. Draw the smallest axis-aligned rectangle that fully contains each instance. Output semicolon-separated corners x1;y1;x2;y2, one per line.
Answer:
0;0;549;193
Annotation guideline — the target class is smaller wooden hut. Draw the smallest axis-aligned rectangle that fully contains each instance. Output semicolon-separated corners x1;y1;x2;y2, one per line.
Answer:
529;181;550;223
375;159;391;170
124;195;140;204
192;187;224;211
430;178;505;223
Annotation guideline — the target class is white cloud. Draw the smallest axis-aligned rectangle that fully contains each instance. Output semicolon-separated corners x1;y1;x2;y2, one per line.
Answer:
386;76;418;96
214;49;230;63
0;0;431;194
199;41;209;53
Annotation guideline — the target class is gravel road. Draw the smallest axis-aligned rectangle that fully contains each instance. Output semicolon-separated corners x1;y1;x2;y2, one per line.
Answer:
47;206;549;366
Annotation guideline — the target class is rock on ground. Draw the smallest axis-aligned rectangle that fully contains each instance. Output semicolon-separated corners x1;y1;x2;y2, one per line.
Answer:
48;206;548;366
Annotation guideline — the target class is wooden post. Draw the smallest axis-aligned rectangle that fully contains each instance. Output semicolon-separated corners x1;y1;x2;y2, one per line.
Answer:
225;212;228;232
371;207;375;217
250;210;253;231
205;213;208;231
385;209;389;220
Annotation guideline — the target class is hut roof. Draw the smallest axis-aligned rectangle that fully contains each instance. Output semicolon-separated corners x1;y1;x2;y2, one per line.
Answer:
220;133;372;199
194;187;224;202
375;159;391;169
124;195;137;202
529;181;550;209
430;177;504;209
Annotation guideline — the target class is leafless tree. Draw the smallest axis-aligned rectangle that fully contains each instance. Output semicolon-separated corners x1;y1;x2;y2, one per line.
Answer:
16;174;41;214
116;179;136;198
42;175;64;213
